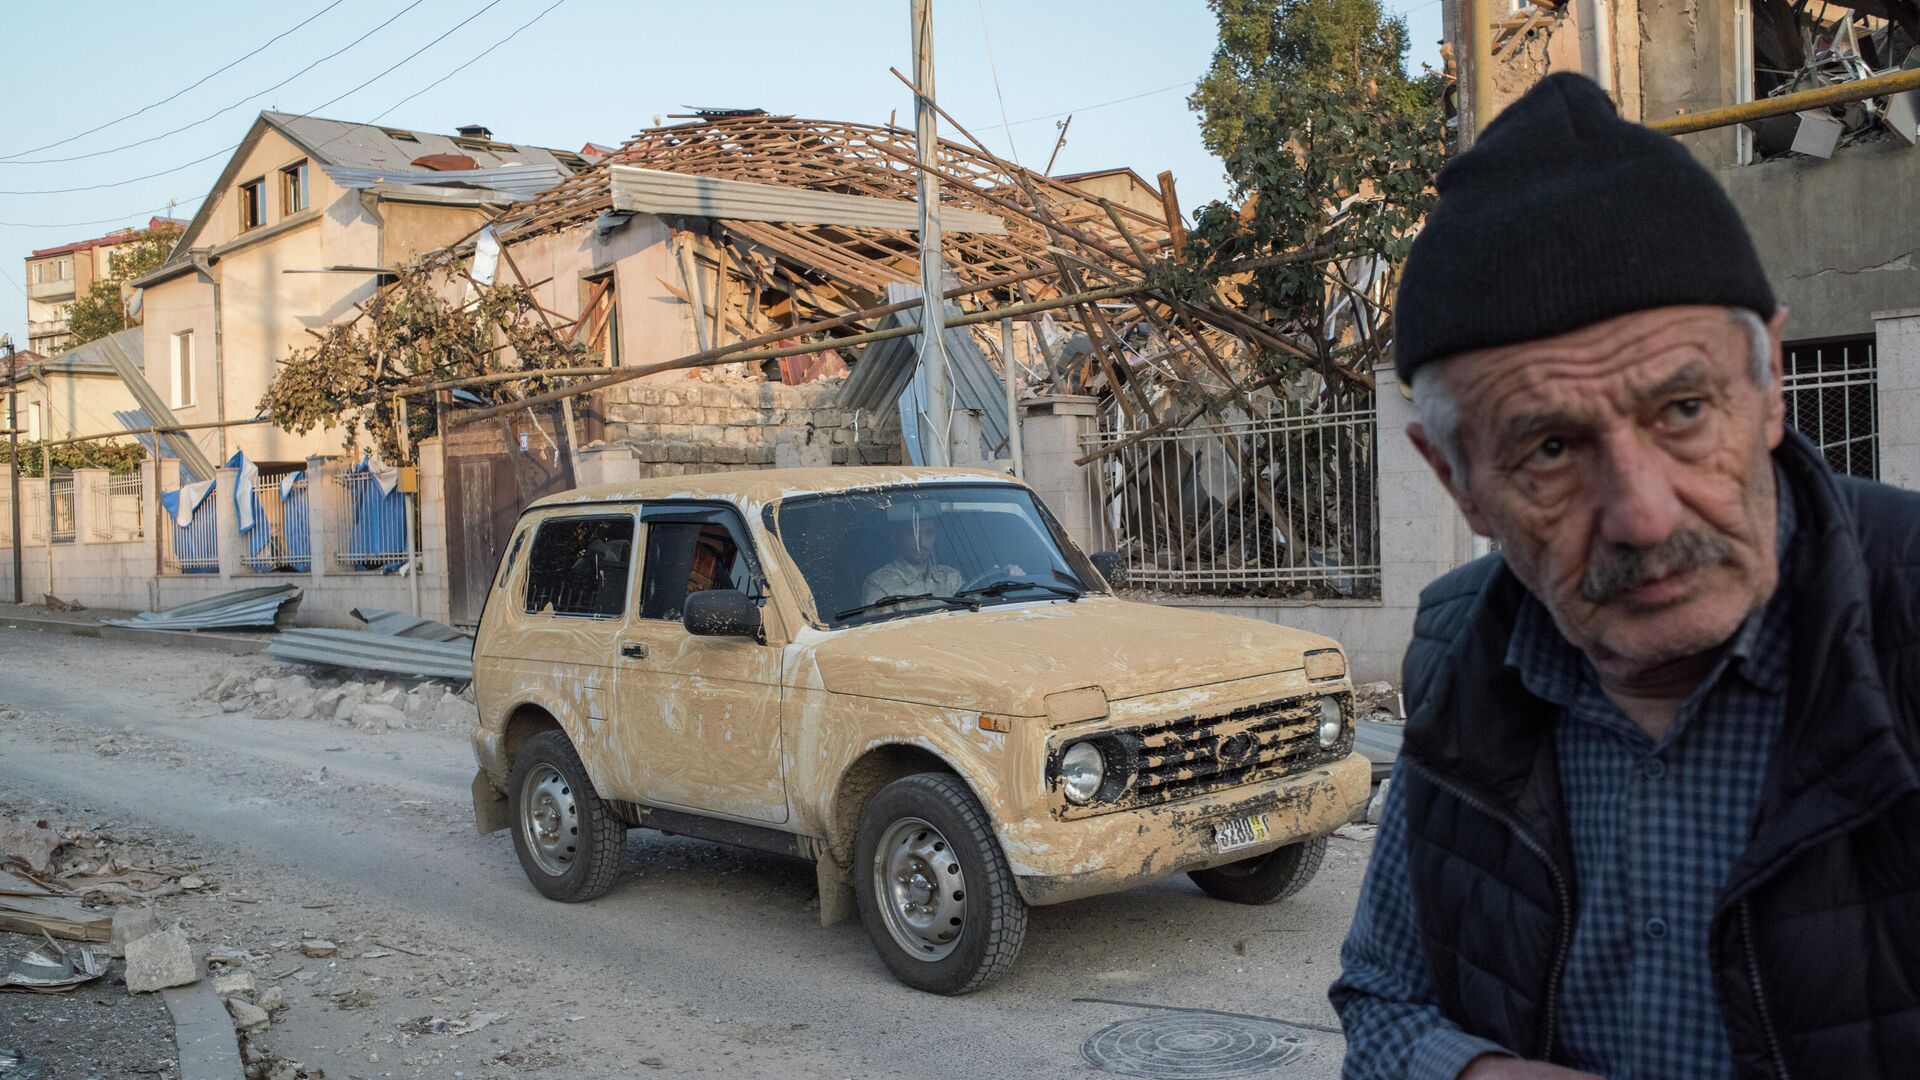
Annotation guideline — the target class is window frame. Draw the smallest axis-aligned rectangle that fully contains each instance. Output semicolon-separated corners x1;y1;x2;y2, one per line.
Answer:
521;512;638;620
280;160;309;215
635;501;765;624
238;176;266;231
169;330;195;409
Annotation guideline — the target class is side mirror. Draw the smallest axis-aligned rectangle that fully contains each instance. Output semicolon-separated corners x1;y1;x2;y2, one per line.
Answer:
684;589;762;639
1090;550;1127;589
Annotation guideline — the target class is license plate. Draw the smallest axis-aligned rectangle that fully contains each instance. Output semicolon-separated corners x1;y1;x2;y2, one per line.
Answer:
1213;813;1271;853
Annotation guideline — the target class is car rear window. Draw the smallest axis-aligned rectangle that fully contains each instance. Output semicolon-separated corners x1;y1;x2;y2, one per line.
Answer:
524;516;634;618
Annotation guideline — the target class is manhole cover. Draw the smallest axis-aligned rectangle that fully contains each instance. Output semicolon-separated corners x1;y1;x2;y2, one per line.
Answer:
1081;1013;1310;1078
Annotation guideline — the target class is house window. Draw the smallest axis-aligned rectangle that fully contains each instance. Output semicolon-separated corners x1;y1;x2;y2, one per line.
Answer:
27;262;39;284
281;161;309;215
581;273;617;365
524;516;635;618
170;331;195;408
26;402;42;443
239;178;266;230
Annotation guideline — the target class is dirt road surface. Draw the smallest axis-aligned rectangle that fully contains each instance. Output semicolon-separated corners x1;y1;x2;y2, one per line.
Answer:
0;628;1371;1079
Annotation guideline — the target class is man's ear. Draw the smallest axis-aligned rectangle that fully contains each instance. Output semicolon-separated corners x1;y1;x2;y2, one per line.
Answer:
1407;422;1495;537
1763;305;1789;447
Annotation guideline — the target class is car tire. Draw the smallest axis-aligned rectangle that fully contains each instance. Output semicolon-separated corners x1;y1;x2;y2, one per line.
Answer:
1187;836;1329;905
507;730;626;902
853;773;1028;995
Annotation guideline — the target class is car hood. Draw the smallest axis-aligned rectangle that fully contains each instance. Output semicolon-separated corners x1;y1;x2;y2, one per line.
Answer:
798;596;1338;718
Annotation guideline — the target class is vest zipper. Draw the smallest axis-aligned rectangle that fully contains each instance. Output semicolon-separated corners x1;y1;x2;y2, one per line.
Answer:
1407;760;1575;1060
1740;899;1792;1079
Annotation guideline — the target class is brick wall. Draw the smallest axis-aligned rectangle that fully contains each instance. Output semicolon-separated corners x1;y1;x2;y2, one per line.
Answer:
596;377;902;476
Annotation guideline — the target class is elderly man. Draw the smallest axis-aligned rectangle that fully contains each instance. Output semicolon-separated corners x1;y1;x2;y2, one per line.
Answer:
1331;74;1919;1079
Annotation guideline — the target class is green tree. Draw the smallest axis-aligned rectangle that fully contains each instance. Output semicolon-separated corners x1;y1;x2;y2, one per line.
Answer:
1182;0;1445;384
64;225;181;349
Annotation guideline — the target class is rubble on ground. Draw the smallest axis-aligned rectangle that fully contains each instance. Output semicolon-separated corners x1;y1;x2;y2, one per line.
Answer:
199;663;476;734
123;926;197;993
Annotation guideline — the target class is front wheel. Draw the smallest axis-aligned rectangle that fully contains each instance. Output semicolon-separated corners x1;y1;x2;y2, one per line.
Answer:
507;730;626;902
853;773;1028;994
1187;836;1328;905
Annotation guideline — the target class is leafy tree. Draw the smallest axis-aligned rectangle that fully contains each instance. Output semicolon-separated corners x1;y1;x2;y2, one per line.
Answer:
65;225;181;349
1180;0;1446;385
0;438;144;476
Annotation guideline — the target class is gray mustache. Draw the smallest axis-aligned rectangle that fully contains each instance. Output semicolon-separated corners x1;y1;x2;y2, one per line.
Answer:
1581;529;1733;603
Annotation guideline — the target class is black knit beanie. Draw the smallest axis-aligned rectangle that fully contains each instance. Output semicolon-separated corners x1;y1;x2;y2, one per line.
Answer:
1394;73;1776;382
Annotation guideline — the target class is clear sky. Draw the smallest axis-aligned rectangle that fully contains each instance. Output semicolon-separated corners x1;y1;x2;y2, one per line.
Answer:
0;0;1443;352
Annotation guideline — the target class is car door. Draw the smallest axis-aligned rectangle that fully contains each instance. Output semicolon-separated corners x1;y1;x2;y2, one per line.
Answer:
499;509;640;794
614;502;788;823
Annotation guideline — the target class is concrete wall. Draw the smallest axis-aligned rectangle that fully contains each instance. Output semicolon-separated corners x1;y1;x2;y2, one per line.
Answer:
1877;309;1920;491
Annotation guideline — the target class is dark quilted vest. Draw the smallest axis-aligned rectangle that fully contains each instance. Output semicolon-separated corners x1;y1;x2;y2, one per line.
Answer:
1397;432;1920;1077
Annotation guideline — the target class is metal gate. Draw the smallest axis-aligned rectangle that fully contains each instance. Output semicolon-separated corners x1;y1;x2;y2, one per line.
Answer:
443;405;577;625
1783;336;1877;479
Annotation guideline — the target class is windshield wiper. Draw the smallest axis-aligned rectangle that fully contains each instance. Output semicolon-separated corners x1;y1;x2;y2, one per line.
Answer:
956;579;1082;602
834;593;977;621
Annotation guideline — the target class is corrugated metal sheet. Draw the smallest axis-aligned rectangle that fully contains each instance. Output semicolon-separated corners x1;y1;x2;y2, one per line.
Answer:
266;629;473;681
102;585;301;631
350;607;471;643
609;165;1006;235
837;282;1010;462
1355;719;1401;782
319;164;570;201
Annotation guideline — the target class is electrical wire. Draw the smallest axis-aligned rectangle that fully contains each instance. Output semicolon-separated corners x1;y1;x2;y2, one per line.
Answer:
1;0;431;167
974;0;1022;164
976;80;1195;131
0;195;207;231
0;0;511;195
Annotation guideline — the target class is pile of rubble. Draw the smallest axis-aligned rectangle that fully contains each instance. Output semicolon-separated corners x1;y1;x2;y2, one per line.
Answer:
201;668;476;733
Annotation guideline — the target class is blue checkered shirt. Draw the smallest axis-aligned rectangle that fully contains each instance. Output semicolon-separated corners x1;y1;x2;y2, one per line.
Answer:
1334;482;1794;1079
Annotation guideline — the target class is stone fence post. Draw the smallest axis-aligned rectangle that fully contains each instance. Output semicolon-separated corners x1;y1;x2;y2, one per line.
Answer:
1875;308;1920;491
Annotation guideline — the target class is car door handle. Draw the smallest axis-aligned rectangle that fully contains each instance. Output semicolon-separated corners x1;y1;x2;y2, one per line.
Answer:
621;642;648;660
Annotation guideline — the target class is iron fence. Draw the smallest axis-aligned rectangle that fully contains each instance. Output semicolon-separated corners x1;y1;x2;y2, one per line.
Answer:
1082;399;1381;599
161;492;219;574
1783;337;1876;479
239;475;312;574
48;475;74;545
327;467;411;572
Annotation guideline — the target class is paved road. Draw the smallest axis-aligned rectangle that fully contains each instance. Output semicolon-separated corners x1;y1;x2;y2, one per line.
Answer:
0;628;1371;1079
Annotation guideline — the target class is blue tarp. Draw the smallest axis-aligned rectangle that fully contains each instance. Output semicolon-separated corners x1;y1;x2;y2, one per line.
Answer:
161;482;218;573
228;451;272;569
280;471;311;573
345;458;407;572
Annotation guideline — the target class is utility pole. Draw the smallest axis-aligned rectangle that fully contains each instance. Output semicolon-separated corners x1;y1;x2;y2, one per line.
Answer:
4;334;20;605
911;0;953;466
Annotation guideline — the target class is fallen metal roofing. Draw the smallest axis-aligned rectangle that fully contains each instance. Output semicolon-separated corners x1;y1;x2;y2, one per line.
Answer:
350;607;471;642
321;163;570;201
102;585;302;632
266;629;473;681
838;282;1011;461
610;164;1006;234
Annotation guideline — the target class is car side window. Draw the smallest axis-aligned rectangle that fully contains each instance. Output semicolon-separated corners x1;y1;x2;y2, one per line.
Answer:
495;528;528;590
638;520;752;622
524;516;635;618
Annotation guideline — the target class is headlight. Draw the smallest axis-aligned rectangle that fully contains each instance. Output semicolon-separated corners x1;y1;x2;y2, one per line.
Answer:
1317;696;1345;747
1060;741;1106;804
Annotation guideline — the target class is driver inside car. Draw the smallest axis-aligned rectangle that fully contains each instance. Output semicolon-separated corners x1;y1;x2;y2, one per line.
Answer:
861;508;962;605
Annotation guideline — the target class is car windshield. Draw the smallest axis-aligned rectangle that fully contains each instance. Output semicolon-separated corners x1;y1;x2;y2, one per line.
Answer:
769;484;1102;627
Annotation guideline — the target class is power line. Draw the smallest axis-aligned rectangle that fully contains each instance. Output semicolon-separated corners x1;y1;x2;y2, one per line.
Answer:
976;80;1195;131
0;0;510;195
0;0;351;163
974;0;1022;164
0;195;207;231
1;0;430;166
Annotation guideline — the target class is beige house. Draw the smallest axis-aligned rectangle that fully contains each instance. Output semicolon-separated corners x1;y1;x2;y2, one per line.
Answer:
0;328;144;443
24;217;180;355
130;113;584;471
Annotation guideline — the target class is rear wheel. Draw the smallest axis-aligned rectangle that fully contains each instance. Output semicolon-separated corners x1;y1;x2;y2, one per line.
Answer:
854;773;1027;995
508;730;625;902
1187;836;1328;905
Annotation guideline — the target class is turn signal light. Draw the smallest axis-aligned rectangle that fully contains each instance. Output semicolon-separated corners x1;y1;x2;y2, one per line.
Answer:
978;715;1013;733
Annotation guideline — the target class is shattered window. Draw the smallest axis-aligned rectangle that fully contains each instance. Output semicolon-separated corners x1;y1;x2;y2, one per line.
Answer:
769;484;1102;628
639;522;752;622
524;516;634;618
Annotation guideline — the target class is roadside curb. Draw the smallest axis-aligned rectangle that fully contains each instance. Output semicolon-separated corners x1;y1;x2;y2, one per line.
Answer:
161;982;247;1080
0;613;267;655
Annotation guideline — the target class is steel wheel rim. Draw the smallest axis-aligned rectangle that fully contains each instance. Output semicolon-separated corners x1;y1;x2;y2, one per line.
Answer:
872;816;967;962
519;763;578;877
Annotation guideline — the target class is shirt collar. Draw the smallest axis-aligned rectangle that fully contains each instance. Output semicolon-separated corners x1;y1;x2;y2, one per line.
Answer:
1505;463;1796;704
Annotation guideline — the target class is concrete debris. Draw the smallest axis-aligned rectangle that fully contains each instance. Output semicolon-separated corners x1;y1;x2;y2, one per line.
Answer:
203;664;479;733
123;927;198;993
213;971;257;1003
41;593;84;613
401;1009;508;1036
297;939;337;958
258;984;288;1015
107;907;157;959
350;703;406;732
330;986;378;1010
1367;777;1393;826
227;996;272;1033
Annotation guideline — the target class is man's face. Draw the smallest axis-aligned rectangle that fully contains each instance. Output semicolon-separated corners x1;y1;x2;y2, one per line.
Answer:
1410;306;1788;675
902;517;937;564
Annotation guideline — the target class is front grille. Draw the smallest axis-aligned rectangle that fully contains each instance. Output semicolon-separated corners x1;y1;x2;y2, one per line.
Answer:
1112;695;1342;807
